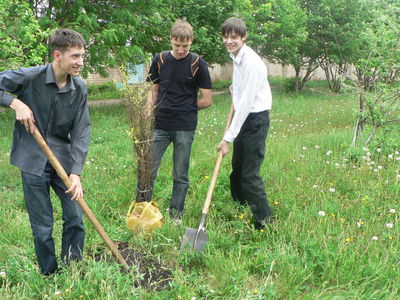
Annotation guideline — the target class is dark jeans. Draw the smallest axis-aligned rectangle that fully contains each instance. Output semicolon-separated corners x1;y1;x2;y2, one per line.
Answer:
149;129;195;217
230;110;272;225
21;162;84;275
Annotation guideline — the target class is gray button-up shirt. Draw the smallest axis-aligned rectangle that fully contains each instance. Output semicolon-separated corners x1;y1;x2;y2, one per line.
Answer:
0;64;90;176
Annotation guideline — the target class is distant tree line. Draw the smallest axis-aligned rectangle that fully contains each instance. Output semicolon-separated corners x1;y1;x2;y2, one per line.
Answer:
1;0;399;93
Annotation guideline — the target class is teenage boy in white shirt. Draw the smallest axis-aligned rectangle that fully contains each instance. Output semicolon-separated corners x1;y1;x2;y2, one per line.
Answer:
218;17;272;230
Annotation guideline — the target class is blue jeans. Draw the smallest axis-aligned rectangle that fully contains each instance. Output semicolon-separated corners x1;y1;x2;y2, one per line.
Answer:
149;129;195;217
21;162;84;275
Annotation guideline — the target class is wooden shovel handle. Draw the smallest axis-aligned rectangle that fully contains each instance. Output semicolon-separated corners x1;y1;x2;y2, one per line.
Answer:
202;104;234;214
31;126;129;268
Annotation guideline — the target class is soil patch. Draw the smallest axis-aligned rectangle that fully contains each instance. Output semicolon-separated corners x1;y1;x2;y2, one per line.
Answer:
93;241;173;290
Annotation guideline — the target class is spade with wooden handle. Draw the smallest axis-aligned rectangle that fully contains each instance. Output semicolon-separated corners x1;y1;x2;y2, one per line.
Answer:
31;125;129;268
180;103;234;251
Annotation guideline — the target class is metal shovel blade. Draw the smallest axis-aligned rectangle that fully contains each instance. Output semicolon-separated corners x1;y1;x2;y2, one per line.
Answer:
180;227;208;251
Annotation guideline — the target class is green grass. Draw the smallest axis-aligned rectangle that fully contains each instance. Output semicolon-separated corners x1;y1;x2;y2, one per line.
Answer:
1;87;399;299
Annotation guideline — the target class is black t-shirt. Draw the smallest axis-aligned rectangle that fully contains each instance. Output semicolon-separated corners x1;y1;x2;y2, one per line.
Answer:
147;51;212;131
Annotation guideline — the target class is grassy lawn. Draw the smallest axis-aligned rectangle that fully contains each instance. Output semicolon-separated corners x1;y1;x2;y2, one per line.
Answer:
0;87;399;299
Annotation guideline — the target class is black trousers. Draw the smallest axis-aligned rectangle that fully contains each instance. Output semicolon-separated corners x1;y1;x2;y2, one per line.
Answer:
230;110;272;224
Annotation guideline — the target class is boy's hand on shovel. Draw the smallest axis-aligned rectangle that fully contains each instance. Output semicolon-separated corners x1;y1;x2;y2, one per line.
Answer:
217;140;230;157
65;174;83;200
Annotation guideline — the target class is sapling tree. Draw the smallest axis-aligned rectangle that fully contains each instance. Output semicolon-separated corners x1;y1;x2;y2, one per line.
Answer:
350;3;400;146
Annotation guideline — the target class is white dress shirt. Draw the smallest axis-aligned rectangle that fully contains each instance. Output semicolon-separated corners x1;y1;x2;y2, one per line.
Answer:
223;44;272;143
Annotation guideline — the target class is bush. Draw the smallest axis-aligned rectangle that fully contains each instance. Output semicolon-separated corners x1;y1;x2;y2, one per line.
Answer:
212;79;232;90
88;81;118;95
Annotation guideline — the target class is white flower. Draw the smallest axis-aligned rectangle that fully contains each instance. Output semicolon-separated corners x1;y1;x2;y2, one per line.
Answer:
395;151;399;155
377;166;382;170
373;169;378;173
326;150;333;156
362;147;369;151
318;211;326;216
371;236;378;240
302;146;307;150
329;188;335;193
312;184;318;189
357;222;362;227
315;145;320;149
54;291;61;295
296;177;301;182
376;148;381;152
389;208;396;214
385;223;394;228
0;271;6;279
388;154;393;159
397;174;400;179
335;163;340;167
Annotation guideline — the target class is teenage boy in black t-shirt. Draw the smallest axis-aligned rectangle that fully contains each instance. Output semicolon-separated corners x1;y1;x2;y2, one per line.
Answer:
146;19;212;223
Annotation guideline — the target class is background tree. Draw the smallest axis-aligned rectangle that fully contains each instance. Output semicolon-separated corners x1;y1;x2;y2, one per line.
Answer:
26;0;173;76
0;0;48;71
316;0;367;93
350;0;400;146
245;0;307;92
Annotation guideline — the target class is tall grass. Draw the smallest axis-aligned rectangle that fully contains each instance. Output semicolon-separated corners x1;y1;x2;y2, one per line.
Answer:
0;87;399;299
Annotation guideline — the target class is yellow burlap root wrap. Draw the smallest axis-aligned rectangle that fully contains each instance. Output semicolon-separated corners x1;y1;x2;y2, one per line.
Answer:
125;201;163;232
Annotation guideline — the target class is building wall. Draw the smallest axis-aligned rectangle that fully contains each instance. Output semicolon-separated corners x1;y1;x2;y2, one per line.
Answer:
84;61;344;85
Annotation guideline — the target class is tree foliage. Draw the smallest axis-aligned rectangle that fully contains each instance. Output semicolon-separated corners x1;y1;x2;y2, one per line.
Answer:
351;0;400;146
0;0;48;71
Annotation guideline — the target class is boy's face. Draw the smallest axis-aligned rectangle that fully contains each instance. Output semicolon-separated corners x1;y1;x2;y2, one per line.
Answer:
223;31;246;56
170;37;192;59
53;46;85;76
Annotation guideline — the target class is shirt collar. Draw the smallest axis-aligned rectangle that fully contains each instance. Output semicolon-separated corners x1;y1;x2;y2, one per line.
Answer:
230;44;247;64
46;64;76;91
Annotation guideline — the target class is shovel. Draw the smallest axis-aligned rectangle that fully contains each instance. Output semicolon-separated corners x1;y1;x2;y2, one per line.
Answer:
180;104;234;251
31;125;129;268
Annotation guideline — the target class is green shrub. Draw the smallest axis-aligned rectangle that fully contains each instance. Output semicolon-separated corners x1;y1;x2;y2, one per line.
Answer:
212;79;232;90
88;82;118;95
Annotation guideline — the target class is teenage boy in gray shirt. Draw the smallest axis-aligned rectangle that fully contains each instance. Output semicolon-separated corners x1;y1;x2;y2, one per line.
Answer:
218;17;273;230
0;29;90;275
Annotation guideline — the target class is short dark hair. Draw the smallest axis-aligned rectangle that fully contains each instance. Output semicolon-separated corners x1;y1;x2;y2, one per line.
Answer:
221;17;247;38
49;28;86;53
